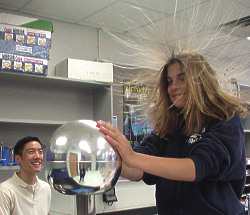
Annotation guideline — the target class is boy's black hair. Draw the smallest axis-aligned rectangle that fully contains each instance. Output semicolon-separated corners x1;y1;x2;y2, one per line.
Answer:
14;136;42;156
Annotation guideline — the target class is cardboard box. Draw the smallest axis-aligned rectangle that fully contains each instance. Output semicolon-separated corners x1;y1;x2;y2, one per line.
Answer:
0;23;51;59
0;13;52;75
0;52;48;75
56;58;113;83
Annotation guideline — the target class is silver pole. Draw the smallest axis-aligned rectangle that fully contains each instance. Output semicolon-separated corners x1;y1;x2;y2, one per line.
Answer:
76;195;96;215
247;194;250;215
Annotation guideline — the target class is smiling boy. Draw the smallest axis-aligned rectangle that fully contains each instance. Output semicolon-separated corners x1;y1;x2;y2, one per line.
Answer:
0;136;51;215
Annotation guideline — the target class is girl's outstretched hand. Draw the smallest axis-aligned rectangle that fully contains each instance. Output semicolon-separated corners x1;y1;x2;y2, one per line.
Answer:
97;120;135;168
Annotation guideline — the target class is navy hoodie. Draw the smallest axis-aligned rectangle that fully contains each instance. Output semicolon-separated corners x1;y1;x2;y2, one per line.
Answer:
133;115;246;215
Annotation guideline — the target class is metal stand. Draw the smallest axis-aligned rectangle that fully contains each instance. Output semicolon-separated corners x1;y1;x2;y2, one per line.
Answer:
246;194;250;215
76;195;96;215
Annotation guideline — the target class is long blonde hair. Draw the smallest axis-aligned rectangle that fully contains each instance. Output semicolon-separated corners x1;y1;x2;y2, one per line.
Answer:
150;53;248;136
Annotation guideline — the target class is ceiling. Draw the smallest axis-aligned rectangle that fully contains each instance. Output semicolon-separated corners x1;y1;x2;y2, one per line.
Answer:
0;0;249;88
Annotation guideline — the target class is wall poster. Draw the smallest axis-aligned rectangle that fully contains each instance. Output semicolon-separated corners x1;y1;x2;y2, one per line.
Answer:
123;80;153;146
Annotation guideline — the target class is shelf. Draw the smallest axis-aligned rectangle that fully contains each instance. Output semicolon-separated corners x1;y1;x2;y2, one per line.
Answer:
0;70;111;89
118;178;130;183
245;130;250;133
0;118;68;125
0;166;19;171
0;70;112;124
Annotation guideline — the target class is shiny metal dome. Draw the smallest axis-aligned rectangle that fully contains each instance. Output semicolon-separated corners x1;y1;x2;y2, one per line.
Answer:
46;120;121;195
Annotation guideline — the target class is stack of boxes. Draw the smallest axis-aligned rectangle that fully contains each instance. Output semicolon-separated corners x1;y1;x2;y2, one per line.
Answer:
0;13;52;76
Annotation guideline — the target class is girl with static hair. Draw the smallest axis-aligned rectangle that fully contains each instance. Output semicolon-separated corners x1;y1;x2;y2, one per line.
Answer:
97;52;248;215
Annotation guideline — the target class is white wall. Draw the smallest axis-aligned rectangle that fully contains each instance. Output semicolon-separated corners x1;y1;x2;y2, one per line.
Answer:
99;30;139;66
48;21;98;76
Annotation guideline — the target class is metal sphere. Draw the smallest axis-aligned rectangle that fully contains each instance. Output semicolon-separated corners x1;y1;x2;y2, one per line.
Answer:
46;120;121;195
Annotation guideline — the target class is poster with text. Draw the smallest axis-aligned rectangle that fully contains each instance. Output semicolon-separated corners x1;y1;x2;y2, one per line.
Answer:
123;81;153;146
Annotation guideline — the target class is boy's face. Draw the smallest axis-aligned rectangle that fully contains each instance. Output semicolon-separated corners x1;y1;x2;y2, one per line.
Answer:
15;141;43;174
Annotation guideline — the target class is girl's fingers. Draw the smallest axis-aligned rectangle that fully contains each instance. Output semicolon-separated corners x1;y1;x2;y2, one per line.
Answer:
100;126;117;140
105;134;122;151
97;120;130;158
98;122;121;141
97;120;117;132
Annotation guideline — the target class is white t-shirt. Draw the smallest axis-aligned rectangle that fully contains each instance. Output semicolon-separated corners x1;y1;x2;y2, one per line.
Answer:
0;172;51;215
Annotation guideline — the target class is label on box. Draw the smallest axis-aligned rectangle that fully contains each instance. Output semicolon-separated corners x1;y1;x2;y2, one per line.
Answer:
16;45;32;54
27;35;36;45
16;34;25;43
14;60;22;71
0;24;51;41
2;59;11;70
4;32;13;41
0;39;49;59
